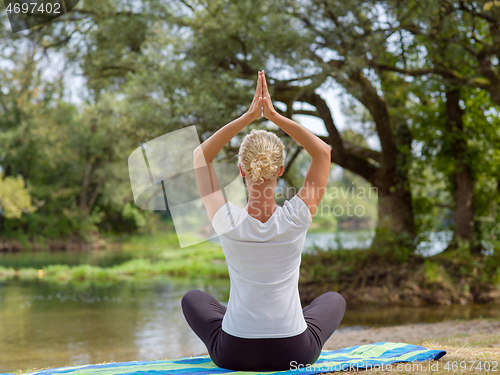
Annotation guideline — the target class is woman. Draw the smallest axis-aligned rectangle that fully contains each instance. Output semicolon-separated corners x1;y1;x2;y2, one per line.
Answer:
182;70;346;371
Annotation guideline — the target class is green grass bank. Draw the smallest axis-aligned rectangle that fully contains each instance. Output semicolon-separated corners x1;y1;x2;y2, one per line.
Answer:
1;232;500;306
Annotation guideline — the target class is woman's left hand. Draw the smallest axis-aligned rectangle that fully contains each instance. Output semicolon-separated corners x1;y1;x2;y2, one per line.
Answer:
246;71;264;121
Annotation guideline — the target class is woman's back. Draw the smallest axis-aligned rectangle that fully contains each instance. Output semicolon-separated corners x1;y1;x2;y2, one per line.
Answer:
183;71;345;371
212;195;312;338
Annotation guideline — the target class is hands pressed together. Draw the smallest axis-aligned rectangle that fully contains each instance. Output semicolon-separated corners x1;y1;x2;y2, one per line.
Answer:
247;70;278;121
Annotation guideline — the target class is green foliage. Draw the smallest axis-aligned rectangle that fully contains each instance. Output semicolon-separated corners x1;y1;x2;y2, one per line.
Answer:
285;146;378;233
121;203;147;228
484;0;500;10
423;260;452;289
0;173;36;218
372;226;415;262
409;72;500;249
0;62;145;240
324;168;378;231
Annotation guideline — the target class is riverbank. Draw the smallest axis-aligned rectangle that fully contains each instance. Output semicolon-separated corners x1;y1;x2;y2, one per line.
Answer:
323;318;500;375
2;232;499;306
0;233;229;282
326;317;500;350
299;247;500;306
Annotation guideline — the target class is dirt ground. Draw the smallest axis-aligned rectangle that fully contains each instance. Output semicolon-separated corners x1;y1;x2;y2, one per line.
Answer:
324;318;500;350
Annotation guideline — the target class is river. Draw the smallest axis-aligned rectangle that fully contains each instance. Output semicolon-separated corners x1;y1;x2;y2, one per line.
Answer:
2;276;500;372
0;230;497;372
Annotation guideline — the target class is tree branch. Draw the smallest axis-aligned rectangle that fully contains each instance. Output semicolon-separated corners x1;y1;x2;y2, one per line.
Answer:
342;140;382;163
297;89;379;183
331;63;396;160
458;0;500;25
292;109;321;117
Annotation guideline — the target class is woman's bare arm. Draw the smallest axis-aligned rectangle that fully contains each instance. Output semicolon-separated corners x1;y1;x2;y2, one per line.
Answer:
260;71;331;217
194;71;265;220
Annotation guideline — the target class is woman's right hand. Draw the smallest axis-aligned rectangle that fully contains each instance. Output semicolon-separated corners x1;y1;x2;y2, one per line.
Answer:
260;71;278;120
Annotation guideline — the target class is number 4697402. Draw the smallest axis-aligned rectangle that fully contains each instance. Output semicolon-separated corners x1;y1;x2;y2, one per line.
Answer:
5;2;61;14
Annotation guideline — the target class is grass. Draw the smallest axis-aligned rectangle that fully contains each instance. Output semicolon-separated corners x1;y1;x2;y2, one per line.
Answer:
341;331;500;374
366;334;500;375
0;232;229;284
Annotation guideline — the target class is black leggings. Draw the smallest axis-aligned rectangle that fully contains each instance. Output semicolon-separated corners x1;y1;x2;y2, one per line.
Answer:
181;289;346;371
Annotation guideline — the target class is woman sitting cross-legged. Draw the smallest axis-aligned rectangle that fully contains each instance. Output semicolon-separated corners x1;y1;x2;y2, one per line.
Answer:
182;70;346;371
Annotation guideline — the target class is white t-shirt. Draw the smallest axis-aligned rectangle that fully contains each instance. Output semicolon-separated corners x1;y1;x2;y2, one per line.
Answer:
212;195;313;338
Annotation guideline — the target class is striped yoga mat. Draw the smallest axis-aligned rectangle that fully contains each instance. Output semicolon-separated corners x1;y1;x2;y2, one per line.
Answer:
2;342;446;375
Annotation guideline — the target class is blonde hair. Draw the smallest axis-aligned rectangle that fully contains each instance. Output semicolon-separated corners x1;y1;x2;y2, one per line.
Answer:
238;129;285;184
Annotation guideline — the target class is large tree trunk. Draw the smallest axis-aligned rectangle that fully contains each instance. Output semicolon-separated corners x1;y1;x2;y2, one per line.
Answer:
78;120;100;217
374;188;414;245
454;167;475;244
372;122;415;251
445;88;479;254
292;71;415;252
79;161;93;215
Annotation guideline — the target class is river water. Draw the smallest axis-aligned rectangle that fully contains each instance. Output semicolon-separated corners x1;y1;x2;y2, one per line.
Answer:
0;278;226;372
1;277;500;373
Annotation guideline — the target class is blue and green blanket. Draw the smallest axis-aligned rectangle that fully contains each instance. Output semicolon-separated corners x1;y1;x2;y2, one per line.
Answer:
1;342;446;375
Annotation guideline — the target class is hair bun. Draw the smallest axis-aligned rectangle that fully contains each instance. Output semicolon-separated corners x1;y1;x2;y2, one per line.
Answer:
238;129;285;185
250;153;277;184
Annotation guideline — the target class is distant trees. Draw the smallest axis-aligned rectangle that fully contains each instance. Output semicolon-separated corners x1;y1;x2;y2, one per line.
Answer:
0;1;162;243
0;0;498;255
380;0;500;253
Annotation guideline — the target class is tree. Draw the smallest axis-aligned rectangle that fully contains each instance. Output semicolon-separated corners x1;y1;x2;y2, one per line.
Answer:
0;1;164;242
0;174;36;219
159;0;417;251
379;0;500;253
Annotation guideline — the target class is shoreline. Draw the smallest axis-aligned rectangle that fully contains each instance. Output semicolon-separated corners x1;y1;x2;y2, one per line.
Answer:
324;317;500;351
